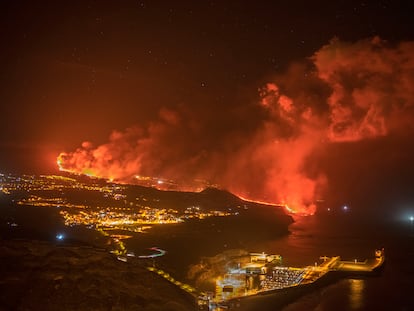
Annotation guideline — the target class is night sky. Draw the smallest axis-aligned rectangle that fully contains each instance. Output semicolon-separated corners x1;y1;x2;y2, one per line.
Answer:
1;1;414;214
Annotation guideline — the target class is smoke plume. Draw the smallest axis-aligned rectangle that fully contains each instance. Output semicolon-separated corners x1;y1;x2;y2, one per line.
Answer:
58;37;414;214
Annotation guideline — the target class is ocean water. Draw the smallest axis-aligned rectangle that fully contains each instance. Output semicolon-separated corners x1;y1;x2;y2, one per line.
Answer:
122;205;414;311
3;199;414;311
273;213;414;311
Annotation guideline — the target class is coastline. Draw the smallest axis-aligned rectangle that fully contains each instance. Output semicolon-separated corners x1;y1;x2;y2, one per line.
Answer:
220;268;384;311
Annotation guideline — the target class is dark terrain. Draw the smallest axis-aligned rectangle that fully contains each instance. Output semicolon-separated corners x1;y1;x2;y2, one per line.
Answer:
0;239;195;311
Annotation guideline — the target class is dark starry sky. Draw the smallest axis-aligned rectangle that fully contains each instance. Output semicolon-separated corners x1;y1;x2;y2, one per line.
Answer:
0;0;413;172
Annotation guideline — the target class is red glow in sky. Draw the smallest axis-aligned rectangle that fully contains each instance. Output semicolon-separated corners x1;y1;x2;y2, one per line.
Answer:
57;38;414;215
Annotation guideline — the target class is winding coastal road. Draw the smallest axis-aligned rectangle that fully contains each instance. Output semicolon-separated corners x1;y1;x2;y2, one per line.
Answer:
138;247;167;259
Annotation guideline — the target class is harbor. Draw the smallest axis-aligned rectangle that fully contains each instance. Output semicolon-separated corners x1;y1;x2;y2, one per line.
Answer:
198;249;385;310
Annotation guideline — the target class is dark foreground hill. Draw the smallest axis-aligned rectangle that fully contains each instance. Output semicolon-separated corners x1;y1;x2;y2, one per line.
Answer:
0;239;194;311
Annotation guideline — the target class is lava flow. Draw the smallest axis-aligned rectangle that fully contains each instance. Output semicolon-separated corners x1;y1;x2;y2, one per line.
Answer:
57;37;414;216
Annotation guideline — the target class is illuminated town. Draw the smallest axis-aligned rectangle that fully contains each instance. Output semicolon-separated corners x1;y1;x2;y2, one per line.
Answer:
0;172;237;220
0;172;239;257
0;171;386;310
1;0;412;309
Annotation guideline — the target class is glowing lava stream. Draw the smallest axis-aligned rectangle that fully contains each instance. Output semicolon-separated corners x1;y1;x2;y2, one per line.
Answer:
234;195;307;215
57;154;100;178
56;155;68;172
56;155;311;216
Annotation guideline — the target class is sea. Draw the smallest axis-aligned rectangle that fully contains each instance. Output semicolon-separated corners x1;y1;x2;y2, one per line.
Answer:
270;213;414;311
122;207;414;311
2;197;414;311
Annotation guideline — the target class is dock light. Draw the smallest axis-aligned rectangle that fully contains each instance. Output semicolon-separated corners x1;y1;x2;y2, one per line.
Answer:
410;216;414;222
342;205;348;211
56;233;64;241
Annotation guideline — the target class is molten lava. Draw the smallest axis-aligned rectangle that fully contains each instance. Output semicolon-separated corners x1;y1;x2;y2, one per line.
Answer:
57;37;414;216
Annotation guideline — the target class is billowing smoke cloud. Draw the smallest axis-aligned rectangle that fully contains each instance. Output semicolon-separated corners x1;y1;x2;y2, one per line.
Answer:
58;37;414;214
313;37;414;141
58;107;209;185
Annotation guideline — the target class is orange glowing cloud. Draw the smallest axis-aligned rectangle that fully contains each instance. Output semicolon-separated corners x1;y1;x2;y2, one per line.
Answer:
57;37;414;215
313;37;414;141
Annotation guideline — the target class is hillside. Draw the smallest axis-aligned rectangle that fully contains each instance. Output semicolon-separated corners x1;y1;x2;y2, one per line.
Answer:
0;239;195;311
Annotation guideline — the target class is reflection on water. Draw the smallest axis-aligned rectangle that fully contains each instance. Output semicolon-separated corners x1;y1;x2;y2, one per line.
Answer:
3;200;414;310
349;279;364;310
277;212;414;311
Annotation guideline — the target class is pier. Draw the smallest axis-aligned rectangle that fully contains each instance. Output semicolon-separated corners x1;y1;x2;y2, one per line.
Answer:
200;249;385;310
